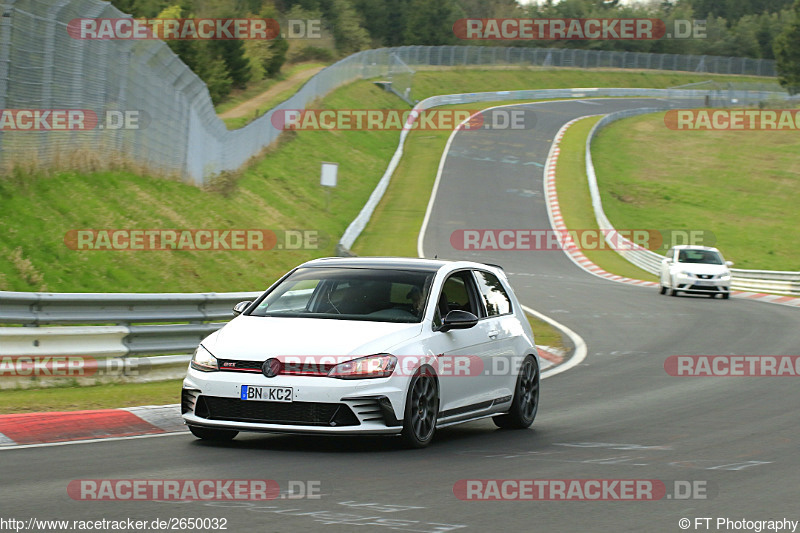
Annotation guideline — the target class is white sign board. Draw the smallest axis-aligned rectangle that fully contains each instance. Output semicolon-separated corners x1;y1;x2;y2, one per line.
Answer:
321;162;338;187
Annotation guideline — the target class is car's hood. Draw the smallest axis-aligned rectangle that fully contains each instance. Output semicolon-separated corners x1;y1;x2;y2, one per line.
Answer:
674;263;729;275
202;316;424;360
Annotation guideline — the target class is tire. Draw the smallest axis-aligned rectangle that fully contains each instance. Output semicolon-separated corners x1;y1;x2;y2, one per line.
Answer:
189;425;238;441
401;367;438;448
722;292;730;300
669;288;678;297
493;355;539;430
659;285;667;295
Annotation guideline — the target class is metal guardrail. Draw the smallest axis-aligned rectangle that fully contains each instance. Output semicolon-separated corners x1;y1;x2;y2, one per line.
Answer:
0;291;261;384
0;290;260;325
584;110;800;296
0;291;263;387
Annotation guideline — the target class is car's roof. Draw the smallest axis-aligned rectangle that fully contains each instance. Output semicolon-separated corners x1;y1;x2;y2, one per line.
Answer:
672;245;721;252
298;256;502;274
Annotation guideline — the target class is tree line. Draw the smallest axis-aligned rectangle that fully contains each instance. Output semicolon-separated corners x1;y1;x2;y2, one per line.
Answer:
109;0;800;99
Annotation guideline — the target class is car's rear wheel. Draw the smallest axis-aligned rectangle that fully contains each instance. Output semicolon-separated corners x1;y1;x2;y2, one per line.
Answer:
659;285;667;295
493;355;539;429
188;425;238;441
401;367;438;448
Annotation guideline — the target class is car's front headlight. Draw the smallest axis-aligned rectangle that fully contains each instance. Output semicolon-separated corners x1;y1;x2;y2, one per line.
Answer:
191;344;218;372
679;270;694;278
328;354;397;379
716;273;731;281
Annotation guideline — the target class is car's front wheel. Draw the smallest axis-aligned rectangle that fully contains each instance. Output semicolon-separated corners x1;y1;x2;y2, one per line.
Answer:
188;425;238;441
493;355;539;430
401;367;438;448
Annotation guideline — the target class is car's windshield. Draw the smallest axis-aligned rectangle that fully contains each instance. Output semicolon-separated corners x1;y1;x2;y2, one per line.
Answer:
249;267;435;323
677;249;724;265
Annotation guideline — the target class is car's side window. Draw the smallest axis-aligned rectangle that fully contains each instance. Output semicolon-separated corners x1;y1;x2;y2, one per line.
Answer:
434;271;481;326
473;270;512;317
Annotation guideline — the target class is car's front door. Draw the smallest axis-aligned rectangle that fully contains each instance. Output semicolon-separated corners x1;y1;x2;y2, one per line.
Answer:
424;270;503;417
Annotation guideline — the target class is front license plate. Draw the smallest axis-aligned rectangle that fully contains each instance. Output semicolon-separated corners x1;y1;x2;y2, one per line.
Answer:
696;280;714;286
241;385;293;402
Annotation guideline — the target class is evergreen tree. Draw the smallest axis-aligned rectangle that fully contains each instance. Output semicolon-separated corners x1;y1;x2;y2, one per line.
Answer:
403;0;458;46
265;37;289;76
212;39;252;89
774;0;800;93
330;0;371;54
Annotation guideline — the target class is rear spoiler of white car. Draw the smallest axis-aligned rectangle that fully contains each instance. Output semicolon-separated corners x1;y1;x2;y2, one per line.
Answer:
482;263;508;279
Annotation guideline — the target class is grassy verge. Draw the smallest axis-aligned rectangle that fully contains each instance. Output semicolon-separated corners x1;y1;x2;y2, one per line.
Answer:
592;112;800;271
0;81;401;293
555;117;658;281
351;129;448;257
221;116;252;130
410;68;775;101
0;380;183;414
527;315;564;351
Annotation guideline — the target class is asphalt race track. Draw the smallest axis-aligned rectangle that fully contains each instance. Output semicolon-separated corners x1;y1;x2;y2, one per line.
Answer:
2;99;799;533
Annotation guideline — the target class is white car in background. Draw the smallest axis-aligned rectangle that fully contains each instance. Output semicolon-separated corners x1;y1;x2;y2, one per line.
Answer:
659;245;733;299
182;257;540;448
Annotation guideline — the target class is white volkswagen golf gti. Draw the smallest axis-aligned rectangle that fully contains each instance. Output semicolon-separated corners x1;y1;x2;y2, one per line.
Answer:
182;257;540;447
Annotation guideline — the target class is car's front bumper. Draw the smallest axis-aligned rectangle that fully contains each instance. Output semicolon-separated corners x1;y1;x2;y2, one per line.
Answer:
181;367;406;436
675;276;730;294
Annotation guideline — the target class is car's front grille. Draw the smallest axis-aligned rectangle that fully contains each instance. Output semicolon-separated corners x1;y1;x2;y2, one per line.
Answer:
195;396;360;427
688;284;720;292
697;274;713;280
217;359;334;376
218;359;263;373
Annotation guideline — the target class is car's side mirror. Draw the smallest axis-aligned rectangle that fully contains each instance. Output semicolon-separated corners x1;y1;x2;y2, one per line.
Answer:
439;310;479;332
232;301;252;316
725;261;734;267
